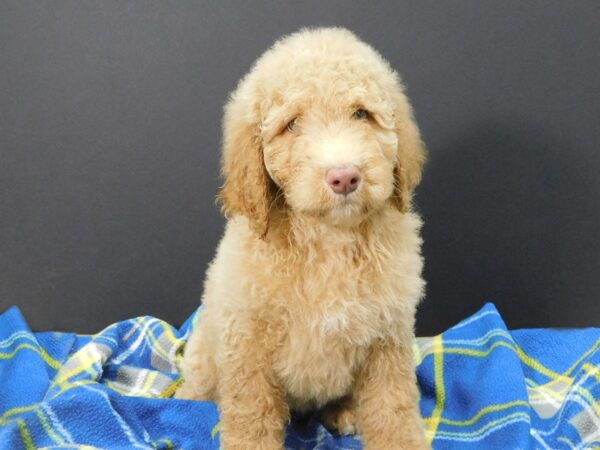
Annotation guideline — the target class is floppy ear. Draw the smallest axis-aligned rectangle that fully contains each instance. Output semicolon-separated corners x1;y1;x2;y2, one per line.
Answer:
218;92;275;238
391;90;427;213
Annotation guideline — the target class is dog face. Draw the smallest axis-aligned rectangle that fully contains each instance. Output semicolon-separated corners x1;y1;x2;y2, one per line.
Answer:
261;76;399;228
219;28;426;236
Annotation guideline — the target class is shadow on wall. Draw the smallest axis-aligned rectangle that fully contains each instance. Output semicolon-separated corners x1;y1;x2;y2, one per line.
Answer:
415;117;600;336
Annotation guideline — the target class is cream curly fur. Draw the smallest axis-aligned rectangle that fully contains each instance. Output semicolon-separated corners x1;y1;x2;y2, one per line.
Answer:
176;27;429;450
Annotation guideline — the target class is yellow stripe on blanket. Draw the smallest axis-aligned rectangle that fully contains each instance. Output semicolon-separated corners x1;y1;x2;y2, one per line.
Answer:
0;343;61;370
426;335;446;443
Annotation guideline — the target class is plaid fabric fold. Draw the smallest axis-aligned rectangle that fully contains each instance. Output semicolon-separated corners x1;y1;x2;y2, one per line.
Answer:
0;303;598;449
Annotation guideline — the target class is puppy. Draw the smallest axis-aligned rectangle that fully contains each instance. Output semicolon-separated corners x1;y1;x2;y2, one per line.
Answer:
176;27;429;450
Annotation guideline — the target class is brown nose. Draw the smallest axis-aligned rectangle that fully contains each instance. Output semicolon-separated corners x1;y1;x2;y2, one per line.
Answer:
326;165;362;195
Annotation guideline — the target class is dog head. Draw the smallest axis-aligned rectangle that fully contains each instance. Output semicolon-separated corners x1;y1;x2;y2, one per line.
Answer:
219;27;426;237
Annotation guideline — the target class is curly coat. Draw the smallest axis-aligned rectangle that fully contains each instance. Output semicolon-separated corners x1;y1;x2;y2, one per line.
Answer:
176;27;429;450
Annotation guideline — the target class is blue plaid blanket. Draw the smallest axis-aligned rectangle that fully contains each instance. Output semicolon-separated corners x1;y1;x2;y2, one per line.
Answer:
0;303;598;449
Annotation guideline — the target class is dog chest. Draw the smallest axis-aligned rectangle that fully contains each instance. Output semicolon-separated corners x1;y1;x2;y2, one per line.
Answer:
273;315;371;410
271;286;395;409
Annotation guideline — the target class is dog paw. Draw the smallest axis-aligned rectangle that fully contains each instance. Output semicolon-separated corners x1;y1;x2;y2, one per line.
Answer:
320;402;358;435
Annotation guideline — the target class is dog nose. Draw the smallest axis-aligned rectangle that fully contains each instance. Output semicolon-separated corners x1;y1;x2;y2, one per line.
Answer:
326;165;362;195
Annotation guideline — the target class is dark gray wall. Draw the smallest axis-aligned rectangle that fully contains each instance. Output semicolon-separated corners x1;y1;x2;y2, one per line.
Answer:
1;1;599;335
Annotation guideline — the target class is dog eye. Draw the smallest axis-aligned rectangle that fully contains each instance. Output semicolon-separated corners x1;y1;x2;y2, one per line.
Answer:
352;109;370;120
286;118;298;133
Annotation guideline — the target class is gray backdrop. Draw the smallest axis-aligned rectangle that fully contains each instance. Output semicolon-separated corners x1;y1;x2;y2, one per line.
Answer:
1;1;599;336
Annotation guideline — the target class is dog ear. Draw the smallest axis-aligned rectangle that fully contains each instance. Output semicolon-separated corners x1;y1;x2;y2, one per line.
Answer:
218;93;275;238
391;90;427;213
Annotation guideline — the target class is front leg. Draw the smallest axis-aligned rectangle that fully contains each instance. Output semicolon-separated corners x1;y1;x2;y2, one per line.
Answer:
218;313;289;450
355;339;429;450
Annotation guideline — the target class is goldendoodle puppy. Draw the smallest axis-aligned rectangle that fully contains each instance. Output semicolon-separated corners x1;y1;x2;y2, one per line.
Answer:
176;27;429;450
